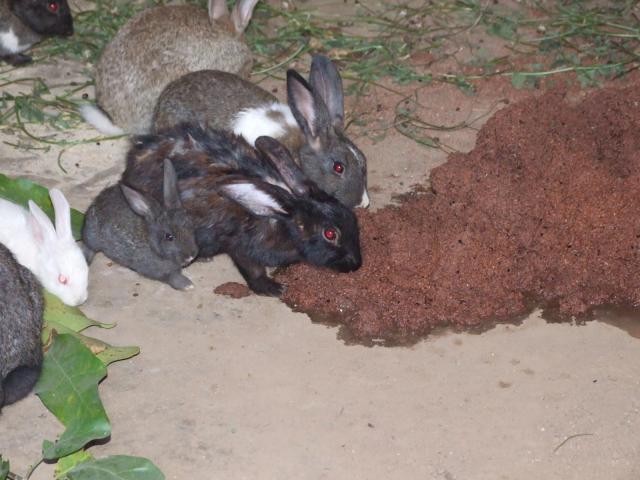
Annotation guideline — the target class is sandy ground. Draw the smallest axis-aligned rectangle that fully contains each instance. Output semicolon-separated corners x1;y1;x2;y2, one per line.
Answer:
2;2;640;478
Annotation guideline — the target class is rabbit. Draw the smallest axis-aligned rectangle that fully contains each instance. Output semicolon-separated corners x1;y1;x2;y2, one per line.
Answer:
82;158;199;291
84;0;259;135
152;54;370;209
0;242;44;410
0;188;88;306
122;124;362;296
0;0;73;66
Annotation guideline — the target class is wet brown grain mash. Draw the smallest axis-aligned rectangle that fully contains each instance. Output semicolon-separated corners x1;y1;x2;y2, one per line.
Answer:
277;86;640;343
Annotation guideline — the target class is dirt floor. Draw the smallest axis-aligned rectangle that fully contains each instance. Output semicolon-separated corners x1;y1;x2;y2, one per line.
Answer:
2;1;640;479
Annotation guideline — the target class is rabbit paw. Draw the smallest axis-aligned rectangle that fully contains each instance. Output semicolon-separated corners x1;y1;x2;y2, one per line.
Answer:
168;272;194;291
249;277;286;297
3;53;32;66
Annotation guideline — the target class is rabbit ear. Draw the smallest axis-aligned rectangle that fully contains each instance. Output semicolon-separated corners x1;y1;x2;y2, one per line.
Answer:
208;0;229;21
120;184;158;222
255;136;309;197
219;181;289;217
287;70;332;151
28;200;57;245
49;188;73;241
309;55;344;131
162;158;182;209
231;0;259;33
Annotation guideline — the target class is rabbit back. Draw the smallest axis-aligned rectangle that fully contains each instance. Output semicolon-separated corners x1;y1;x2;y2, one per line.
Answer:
96;5;253;134
153;70;277;133
0;242;43;408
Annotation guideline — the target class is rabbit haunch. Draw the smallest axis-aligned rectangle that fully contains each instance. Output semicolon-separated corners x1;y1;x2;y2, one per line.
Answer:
0;189;88;306
122;125;362;296
0;242;43;409
92;0;259;134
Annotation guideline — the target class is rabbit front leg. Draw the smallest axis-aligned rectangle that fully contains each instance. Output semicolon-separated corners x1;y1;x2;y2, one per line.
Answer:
81;243;96;264
231;253;285;297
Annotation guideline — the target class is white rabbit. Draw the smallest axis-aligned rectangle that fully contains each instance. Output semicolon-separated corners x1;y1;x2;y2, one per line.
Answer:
0;188;89;306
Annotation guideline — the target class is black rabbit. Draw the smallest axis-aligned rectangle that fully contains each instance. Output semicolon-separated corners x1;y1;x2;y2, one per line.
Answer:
122;125;362;296
0;242;43;409
83;158;199;290
0;0;73;66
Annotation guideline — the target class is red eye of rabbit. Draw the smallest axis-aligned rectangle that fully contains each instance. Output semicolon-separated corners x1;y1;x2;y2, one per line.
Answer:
165;233;175;242
333;162;345;174
47;1;59;12
323;227;338;242
58;274;68;285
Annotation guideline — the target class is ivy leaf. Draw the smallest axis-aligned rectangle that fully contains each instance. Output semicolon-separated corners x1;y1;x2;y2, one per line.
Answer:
35;334;111;460
0;174;84;239
44;292;114;333
56;450;94;479
67;455;165;480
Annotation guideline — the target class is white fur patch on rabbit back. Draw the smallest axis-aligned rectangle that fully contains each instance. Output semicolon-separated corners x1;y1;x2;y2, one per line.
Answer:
222;183;287;216
231;103;298;146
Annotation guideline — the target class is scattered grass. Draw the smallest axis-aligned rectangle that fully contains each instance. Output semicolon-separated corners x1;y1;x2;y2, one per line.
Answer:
0;0;638;152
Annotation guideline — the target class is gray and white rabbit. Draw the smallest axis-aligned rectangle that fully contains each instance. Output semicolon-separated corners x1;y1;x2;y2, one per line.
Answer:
0;242;43;410
0;0;73;66
152;55;370;209
82;158;199;290
0;188;88;306
83;0;259;135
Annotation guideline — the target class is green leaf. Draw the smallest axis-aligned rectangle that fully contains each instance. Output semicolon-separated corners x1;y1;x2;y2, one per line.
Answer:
0;456;9;480
35;334;111;460
95;345;140;367
67;456;165;480
42;319;139;367
56;450;94;479
44;292;114;333
0;173;84;240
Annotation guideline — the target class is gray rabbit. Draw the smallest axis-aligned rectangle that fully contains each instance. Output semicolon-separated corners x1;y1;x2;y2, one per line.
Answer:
82;159;198;290
152;55;369;209
0;242;43;409
87;0;259;134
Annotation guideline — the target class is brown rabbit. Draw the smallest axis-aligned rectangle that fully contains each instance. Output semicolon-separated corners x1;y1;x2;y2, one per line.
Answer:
88;0;259;135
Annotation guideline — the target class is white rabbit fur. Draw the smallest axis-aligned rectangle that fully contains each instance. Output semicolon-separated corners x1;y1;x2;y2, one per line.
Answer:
0;188;88;306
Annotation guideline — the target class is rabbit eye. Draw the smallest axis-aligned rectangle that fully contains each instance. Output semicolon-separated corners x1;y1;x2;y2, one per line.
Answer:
48;1;59;12
165;233;175;242
323;227;338;242
333;162;345;174
58;274;68;285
